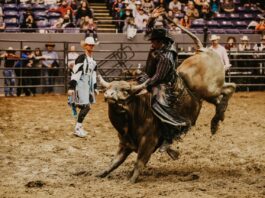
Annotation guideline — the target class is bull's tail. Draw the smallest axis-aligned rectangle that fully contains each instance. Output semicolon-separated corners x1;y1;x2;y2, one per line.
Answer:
163;14;204;50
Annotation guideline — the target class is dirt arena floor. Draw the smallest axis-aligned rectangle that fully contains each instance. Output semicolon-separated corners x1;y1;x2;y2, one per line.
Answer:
0;92;265;198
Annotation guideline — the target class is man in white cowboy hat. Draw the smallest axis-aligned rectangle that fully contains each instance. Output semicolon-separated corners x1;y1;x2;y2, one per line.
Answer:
209;34;231;70
128;0;137;17
238;35;251;51
67;37;99;138
0;47;19;96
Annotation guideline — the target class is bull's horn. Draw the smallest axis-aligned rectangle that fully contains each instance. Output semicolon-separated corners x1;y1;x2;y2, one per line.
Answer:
98;75;110;88
130;79;150;92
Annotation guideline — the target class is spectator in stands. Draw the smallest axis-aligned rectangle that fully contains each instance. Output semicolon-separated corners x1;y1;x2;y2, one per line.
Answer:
70;0;78;11
66;45;79;70
107;0;116;17
0;6;3;24
18;46;34;96
44;0;57;5
253;35;265;52
180;14;191;29
0;21;5;32
167;10;175;22
221;0;235;13
201;2;213;19
153;15;166;28
194;0;207;13
153;0;167;9
42;43;59;94
80;16;98;42
225;36;238;67
238;35;251;51
210;0;220;14
185;1;200;20
22;47;41;96
255;18;265;33
49;0;74;18
225;36;237;51
113;0;126;33
168;0;182;14
124;0;131;13
61;9;75;28
76;1;93;26
51;9;74;31
127;0;137;17
51;17;64;31
135;1;143;13
21;11;37;33
0;47;19;97
238;35;253;87
209;34;231;70
126;18;137;40
31;0;45;3
142;0;155;14
123;7;137;40
253;34;265;89
31;48;46;96
135;7;149;32
169;21;182;35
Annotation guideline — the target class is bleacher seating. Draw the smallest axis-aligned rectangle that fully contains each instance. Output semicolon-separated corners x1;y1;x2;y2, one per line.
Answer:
207;20;219;29
225;29;241;34
220;21;234;29
191;19;204;29
228;13;240;20
234;21;248;29
34;11;47;20
215;13;227;21
209;29;226;34
0;0;264;34
3;4;17;11
19;3;31;11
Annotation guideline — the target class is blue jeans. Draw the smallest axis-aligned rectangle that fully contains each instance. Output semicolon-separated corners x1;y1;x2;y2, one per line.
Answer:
3;69;15;96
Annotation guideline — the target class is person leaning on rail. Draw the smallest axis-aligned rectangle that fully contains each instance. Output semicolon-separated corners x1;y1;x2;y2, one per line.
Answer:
0;47;19;96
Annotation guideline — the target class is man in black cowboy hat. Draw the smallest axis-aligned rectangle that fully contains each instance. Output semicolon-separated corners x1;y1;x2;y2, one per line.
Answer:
138;27;188;152
42;43;59;93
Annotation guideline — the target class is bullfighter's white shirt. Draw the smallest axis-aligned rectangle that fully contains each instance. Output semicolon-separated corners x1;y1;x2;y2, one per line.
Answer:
71;54;97;105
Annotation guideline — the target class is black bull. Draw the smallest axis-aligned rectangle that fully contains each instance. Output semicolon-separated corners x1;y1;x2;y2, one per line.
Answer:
96;72;235;183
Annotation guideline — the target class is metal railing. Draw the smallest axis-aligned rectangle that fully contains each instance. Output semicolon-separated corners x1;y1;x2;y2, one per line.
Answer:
0;40;264;96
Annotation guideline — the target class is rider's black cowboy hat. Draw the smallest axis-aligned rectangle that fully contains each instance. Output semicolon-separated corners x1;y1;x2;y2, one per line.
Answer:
148;28;173;43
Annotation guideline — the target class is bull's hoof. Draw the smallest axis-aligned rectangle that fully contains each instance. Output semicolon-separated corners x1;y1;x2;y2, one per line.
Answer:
211;120;219;135
219;113;225;122
129;176;138;184
166;148;180;160
95;171;109;178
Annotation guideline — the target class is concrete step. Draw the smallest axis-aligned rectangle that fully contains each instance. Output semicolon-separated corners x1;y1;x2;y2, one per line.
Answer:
94;13;110;16
90;3;106;6
90;5;106;9
91;9;109;13
97;28;116;33
94;16;113;21
95;20;115;24
90;2;114;33
97;24;116;28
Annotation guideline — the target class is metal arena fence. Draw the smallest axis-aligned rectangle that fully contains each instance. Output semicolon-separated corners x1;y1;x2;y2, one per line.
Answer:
0;40;264;96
